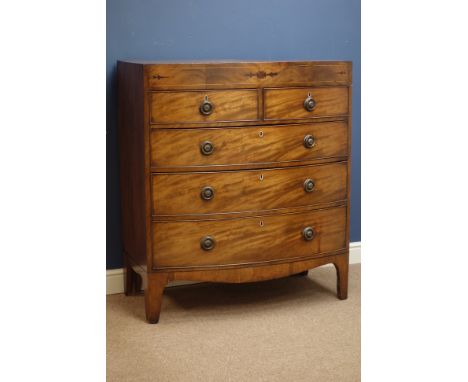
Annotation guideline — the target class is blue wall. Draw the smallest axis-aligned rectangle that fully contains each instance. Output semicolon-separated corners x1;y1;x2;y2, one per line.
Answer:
107;0;361;269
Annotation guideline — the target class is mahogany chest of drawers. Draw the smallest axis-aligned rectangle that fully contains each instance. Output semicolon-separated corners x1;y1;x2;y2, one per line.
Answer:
117;60;352;323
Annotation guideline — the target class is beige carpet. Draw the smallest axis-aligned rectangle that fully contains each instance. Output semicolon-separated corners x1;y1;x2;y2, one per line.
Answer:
107;264;360;382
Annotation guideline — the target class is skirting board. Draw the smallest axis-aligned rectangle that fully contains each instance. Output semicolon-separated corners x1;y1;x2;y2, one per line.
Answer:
107;242;361;295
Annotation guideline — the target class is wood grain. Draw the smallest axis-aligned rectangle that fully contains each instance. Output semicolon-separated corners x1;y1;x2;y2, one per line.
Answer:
345;79;353;265
151;201;347;222
144;61;351;89
152;162;347;216
145;272;168;324
167;252;347;283
117;62;149;270
117;60;352;323
151;121;348;169
264;87;349;120
143;252;348;323
150;89;259;124
334;252;349;300
152;207;346;268
148;116;348;129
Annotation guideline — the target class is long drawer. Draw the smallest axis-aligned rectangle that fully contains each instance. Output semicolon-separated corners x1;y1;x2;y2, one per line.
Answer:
152;162;347;216
145;61;351;89
151;122;348;169
152;207;346;268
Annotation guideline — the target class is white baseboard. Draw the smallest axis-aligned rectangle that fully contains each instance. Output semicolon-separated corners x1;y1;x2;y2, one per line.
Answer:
349;241;361;264
106;268;126;295
107;242;361;295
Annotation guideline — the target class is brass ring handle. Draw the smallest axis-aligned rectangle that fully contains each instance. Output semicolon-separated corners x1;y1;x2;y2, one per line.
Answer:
303;179;315;193
200;140;214;155
304;135;316;148
302;227;315;241
200;236;216;251
199;95;214;115
303;93;316;112
200;186;215;201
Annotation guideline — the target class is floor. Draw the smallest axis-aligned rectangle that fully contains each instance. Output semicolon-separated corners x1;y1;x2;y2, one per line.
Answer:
107;264;360;381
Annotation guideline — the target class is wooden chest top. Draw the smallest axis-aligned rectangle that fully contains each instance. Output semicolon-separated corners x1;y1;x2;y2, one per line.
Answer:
120;60;352;90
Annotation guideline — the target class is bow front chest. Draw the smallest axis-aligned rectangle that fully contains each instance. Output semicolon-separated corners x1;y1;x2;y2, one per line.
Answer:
117;60;352;323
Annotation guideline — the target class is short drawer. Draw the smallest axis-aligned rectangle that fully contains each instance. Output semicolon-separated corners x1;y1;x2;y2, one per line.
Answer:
152;162;347;216
152;207;346;268
264;87;348;121
150;90;259;124
151;122;348;168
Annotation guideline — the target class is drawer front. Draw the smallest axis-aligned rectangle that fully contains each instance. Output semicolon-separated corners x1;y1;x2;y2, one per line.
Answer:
152;162;347;216
264;87;348;120
152;207;346;268
150;90;259;124
146;62;351;89
151;122;348;168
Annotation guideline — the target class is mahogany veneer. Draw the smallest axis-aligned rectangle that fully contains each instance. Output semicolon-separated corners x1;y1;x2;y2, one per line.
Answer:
117;60;352;323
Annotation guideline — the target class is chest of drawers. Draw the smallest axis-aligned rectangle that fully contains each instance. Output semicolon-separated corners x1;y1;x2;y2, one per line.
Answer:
117;60;352;323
